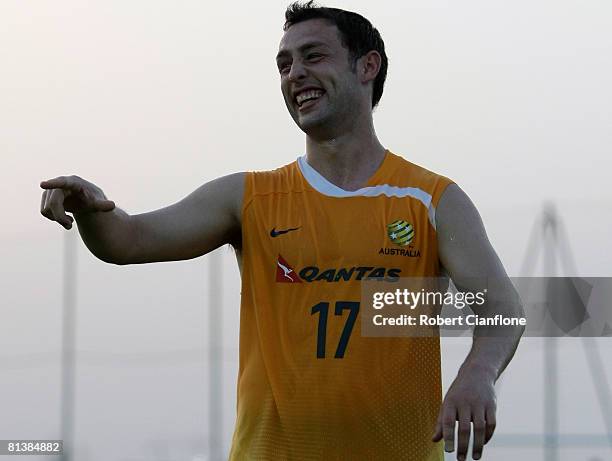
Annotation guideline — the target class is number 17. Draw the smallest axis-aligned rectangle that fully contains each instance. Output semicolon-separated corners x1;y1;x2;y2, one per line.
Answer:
311;301;360;358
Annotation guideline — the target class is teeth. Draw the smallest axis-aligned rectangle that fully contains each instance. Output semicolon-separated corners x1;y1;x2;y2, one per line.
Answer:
296;89;324;106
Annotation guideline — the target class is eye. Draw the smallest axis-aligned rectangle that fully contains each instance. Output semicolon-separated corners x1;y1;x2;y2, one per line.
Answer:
306;53;323;61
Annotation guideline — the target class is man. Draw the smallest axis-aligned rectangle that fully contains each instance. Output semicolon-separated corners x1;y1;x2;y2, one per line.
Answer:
40;2;524;460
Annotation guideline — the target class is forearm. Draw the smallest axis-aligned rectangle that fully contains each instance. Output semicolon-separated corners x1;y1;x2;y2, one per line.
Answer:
458;328;523;382
74;207;136;265
459;290;525;381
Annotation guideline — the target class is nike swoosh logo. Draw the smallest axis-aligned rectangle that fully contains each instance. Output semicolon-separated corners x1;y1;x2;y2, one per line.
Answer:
270;227;300;237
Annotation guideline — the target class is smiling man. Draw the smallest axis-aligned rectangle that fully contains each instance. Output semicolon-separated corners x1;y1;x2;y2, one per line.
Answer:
40;2;524;460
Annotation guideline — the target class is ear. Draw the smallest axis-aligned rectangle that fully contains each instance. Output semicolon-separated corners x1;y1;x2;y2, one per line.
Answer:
358;50;382;84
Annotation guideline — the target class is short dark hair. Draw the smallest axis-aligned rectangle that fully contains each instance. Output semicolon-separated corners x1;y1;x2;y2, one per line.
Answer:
284;1;388;109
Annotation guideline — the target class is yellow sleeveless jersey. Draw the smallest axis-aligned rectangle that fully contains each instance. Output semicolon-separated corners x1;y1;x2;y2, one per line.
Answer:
230;150;455;460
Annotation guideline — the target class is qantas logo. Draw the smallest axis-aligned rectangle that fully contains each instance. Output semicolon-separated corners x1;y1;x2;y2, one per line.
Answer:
275;255;401;283
270;226;300;238
276;255;302;283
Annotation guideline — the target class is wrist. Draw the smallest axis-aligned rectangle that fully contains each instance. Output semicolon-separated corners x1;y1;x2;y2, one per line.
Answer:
458;361;498;383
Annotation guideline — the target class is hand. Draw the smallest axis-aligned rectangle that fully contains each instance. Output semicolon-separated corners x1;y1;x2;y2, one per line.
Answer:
432;366;497;460
40;175;115;230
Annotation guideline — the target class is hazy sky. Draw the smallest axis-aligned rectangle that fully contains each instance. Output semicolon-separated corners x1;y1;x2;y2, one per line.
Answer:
2;1;611;460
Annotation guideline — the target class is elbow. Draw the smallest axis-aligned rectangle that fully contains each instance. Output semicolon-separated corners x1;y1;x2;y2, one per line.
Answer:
517;322;526;339
81;242;129;266
96;252;129;266
90;244;134;265
109;248;136;265
513;305;527;341
111;257;130;266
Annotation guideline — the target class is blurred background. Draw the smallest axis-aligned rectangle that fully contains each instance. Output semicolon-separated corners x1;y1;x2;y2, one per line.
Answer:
1;0;610;459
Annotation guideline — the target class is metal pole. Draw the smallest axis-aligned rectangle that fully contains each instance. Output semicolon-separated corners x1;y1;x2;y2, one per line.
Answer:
542;203;558;461
208;249;223;461
60;230;77;461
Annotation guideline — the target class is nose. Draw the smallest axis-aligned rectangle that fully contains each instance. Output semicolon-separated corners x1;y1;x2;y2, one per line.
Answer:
287;59;307;82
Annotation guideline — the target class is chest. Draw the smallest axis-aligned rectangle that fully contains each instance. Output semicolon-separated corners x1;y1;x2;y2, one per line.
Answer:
247;192;433;275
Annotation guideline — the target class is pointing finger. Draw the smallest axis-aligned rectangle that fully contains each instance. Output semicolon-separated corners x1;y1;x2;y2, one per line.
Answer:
40;175;79;190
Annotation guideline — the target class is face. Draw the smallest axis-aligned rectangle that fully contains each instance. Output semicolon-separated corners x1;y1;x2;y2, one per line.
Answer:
276;19;365;134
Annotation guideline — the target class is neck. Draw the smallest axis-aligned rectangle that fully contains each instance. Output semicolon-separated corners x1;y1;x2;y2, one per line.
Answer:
304;113;386;191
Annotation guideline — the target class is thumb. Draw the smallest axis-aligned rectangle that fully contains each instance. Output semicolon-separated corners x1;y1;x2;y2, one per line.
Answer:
94;199;115;212
432;417;443;442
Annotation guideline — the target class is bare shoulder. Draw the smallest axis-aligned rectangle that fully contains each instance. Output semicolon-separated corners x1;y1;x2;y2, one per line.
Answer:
436;183;486;240
204;171;247;226
175;171;247;240
436;183;508;282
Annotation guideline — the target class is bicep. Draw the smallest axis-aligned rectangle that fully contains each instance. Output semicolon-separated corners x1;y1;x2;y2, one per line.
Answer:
436;184;509;291
125;172;245;264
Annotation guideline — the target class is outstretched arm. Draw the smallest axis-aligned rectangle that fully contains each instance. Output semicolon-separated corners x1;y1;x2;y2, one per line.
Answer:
40;172;245;265
432;183;525;461
124;172;245;264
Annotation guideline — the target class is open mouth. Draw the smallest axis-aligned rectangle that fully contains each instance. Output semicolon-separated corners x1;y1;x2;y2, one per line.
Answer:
295;89;325;109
